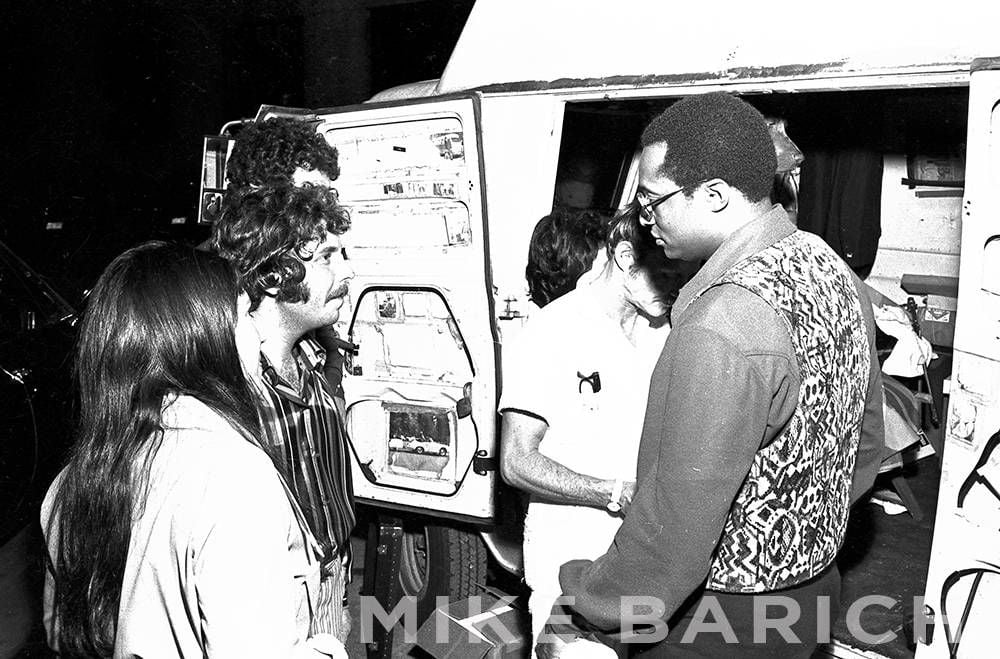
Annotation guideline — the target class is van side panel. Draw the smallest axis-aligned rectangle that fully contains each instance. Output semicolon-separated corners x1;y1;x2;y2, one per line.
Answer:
476;95;565;337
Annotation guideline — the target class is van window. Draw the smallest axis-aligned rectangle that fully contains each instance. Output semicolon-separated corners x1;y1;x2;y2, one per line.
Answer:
346;287;473;488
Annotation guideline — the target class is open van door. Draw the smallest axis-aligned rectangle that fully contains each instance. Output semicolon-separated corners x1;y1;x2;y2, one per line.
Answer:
917;59;1000;658
257;96;499;522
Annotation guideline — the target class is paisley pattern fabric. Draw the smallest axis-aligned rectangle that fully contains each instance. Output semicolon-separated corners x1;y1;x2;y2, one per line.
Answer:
696;231;871;592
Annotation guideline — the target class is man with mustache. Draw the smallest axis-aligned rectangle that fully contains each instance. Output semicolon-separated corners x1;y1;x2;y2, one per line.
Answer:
213;183;356;644
207;117;351;407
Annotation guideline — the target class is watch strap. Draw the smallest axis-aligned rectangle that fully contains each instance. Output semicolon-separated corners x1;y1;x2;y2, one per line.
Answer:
607;478;624;512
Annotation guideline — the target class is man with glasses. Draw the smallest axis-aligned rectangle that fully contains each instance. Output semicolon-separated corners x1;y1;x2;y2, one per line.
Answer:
635;185;689;222
553;92;885;657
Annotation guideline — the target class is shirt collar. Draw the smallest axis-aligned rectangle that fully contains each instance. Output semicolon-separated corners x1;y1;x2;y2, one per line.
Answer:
296;336;326;371
259;336;326;390
671;204;796;323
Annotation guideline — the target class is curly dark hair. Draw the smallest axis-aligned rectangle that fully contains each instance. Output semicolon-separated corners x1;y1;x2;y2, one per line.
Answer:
213;184;350;309
526;208;609;307
641;92;777;202
225;117;340;190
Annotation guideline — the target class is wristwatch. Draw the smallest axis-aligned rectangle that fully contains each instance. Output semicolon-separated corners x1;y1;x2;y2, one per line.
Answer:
606;478;623;514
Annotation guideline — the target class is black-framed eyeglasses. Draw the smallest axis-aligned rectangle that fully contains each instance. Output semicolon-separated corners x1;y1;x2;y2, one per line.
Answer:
635;186;687;219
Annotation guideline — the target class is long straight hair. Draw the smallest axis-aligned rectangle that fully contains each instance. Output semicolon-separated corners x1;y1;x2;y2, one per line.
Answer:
48;242;262;657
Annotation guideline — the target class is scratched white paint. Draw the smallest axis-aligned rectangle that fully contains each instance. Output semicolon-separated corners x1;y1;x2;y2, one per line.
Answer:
438;0;1000;94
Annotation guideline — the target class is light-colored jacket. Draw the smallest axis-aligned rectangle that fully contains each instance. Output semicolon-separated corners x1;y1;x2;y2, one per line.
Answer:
41;394;345;658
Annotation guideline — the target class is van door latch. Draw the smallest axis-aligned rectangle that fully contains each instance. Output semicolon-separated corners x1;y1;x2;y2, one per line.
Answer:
473;450;497;475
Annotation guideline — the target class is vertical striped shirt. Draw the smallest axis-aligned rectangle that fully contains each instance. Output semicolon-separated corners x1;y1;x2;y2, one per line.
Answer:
257;337;356;564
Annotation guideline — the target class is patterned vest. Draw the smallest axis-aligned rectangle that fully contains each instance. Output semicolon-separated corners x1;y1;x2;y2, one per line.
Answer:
696;231;872;592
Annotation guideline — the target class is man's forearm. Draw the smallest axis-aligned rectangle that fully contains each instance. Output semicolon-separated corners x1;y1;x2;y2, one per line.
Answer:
561;324;775;631
504;450;616;508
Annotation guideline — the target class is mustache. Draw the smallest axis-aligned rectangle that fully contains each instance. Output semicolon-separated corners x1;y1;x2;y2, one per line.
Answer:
328;283;350;300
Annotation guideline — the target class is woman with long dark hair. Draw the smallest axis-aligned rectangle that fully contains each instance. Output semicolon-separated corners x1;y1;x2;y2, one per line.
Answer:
41;242;347;658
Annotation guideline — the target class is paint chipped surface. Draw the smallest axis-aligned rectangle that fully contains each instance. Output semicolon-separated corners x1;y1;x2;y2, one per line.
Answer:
437;0;1000;95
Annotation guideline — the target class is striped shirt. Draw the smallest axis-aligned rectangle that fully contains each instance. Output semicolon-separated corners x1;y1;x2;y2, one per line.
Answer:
257;337;355;559
257;337;356;636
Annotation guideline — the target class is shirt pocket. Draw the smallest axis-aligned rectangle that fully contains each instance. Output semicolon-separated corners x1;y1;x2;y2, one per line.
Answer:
574;368;603;415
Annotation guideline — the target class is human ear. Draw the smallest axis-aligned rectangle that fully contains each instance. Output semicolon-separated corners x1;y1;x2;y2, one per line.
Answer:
257;271;283;297
613;241;636;271
702;179;731;213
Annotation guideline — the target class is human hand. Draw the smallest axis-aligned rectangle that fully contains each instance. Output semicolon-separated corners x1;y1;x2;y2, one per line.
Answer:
308;633;348;659
562;638;618;658
536;602;618;659
538;636;616;659
536;604;586;659
536;629;570;659
340;607;352;642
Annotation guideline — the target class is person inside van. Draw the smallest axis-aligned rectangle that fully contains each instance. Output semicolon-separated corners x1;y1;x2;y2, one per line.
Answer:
553;156;599;210
40;242;347;658
499;207;674;655
555;92;885;657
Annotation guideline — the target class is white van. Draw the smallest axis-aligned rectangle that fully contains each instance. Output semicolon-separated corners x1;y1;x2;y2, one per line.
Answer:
199;1;1000;656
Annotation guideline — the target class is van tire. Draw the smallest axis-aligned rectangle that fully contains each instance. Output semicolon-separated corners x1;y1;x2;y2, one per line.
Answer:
399;524;488;625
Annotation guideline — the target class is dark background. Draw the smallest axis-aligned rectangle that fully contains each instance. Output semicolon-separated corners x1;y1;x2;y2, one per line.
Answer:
0;3;479;641
0;0;475;304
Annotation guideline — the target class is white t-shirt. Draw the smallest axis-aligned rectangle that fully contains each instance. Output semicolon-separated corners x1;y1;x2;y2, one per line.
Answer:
498;283;669;639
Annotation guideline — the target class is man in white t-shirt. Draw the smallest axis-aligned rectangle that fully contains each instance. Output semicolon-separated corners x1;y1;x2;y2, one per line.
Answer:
499;208;678;656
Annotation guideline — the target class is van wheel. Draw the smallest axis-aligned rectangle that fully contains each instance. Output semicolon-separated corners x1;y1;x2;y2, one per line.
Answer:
399;524;488;625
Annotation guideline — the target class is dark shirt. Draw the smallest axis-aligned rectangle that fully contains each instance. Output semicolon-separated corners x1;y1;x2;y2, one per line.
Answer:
311;324;353;416
257;337;355;563
559;206;884;631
